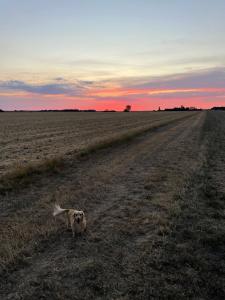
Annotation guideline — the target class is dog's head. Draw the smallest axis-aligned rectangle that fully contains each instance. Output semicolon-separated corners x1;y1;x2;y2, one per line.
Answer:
74;211;85;224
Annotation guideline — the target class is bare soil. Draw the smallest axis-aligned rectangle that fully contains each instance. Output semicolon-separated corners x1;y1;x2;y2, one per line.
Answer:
0;111;225;300
0;111;194;176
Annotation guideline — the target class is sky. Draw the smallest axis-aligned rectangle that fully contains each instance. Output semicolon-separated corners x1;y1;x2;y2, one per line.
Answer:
0;0;225;111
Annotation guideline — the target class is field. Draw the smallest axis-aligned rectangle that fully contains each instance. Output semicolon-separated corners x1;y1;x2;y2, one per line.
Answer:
0;111;225;299
0;111;190;177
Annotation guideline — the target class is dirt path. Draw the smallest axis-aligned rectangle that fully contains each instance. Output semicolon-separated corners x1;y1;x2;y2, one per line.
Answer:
1;111;217;299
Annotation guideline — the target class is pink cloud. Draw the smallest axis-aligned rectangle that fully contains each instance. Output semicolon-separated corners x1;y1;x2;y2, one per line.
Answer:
0;68;225;110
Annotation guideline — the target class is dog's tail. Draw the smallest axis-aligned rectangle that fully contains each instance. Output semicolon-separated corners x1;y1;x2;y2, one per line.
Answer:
53;204;68;216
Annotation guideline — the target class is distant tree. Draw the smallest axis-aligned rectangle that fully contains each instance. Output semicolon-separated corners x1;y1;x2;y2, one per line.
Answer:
211;107;225;111
124;105;131;112
0;109;4;112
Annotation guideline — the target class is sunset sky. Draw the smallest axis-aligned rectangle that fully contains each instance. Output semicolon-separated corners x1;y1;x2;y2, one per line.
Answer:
0;0;225;111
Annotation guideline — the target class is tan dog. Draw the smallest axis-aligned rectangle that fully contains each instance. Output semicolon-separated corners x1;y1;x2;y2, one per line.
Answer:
53;204;86;237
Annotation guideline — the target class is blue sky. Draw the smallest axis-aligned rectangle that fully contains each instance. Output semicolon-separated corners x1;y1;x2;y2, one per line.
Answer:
0;0;225;110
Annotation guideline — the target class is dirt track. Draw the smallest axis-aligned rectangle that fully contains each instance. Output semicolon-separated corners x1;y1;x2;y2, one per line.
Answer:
1;111;225;299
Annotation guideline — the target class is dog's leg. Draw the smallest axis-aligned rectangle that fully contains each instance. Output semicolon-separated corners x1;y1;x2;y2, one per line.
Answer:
72;224;75;237
69;215;75;237
83;218;87;233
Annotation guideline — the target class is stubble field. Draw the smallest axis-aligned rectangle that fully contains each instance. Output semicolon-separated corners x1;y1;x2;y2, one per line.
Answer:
0;111;190;177
0;110;225;300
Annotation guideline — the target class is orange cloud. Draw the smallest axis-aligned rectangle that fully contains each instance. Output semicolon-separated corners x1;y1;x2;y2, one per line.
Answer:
87;87;225;98
1;68;225;111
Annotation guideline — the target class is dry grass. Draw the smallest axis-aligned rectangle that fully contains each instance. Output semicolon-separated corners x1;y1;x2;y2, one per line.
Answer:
0;112;195;194
1;111;225;299
0;113;199;270
0;157;63;194
0;219;57;268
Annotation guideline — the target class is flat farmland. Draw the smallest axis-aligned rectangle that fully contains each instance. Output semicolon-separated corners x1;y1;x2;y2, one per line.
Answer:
0;111;192;176
1;111;225;300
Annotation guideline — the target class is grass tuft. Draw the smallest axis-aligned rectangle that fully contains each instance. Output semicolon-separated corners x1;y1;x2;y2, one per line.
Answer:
0;157;63;194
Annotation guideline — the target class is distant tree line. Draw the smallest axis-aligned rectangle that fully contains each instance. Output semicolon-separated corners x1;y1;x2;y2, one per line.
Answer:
103;109;117;112
163;105;202;111
11;109;97;112
40;109;96;112
211;107;225;111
